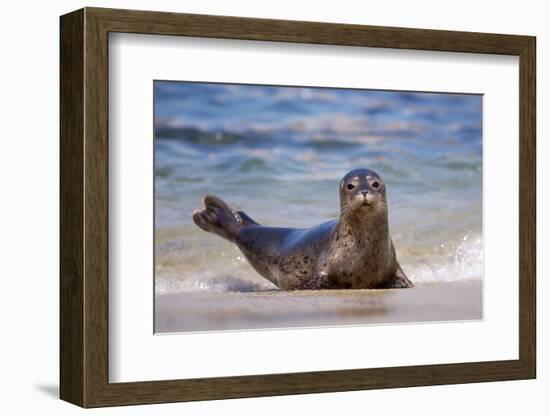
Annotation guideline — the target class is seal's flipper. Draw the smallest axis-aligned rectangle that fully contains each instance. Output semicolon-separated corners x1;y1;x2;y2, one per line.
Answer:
237;211;259;226
390;263;413;288
376;263;413;289
193;195;243;242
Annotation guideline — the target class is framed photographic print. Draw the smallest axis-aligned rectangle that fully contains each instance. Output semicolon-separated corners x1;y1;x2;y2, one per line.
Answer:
60;7;536;408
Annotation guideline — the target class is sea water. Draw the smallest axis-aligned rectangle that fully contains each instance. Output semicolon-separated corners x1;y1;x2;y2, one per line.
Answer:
154;82;482;297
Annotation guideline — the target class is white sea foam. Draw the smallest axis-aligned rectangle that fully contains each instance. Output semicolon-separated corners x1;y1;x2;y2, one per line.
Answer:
155;232;482;296
156;273;276;295
406;233;483;283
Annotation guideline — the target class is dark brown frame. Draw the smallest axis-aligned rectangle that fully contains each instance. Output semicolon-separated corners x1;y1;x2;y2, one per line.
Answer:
60;7;536;408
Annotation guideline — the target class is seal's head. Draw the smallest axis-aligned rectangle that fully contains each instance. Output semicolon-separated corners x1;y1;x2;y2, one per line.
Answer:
339;168;387;217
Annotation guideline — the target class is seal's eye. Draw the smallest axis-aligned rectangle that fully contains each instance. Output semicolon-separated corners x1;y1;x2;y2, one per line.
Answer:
372;181;380;189
347;184;355;190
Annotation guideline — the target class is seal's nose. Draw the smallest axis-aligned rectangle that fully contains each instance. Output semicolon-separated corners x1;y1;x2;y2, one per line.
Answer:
361;190;368;197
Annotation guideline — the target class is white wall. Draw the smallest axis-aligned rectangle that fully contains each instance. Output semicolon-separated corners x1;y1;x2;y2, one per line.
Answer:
0;0;545;414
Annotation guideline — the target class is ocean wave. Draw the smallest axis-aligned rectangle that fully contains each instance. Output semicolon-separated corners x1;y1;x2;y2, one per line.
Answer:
155;233;482;296
156;273;276;295
406;233;483;283
155;126;244;145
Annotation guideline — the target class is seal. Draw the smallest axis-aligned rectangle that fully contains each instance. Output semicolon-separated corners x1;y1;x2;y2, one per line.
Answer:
192;168;413;290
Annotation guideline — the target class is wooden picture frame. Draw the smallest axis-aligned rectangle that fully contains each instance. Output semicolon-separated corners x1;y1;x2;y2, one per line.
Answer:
60;7;536;408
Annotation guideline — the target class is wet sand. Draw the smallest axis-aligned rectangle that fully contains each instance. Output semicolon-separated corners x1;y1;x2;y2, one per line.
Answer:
155;280;482;333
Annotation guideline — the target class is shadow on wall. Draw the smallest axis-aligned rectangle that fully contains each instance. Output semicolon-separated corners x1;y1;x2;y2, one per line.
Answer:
34;384;58;399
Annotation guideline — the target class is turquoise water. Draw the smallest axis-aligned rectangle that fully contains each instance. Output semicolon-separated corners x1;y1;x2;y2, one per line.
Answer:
154;82;482;295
